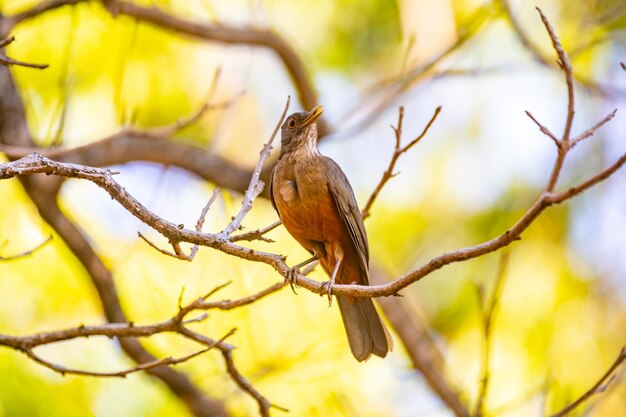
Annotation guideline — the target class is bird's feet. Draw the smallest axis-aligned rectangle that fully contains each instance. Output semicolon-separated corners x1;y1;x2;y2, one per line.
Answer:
284;255;319;295
285;267;301;294
320;279;334;307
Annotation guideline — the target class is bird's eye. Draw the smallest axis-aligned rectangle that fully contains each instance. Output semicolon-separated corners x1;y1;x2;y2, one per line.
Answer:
288;119;296;128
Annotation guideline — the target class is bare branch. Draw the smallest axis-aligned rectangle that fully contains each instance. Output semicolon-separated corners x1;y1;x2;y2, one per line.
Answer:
222;96;290;236
145;69;243;139
139;187;222;261
187;187;221;258
0;37;15;48
549;152;626;204
8;0;84;27
338;5;490;136
371;268;470;417
0;8;622;303
0;37;49;69
499;0;624;99
177;327;286;416
1;138;624;301
0;268;283;411
549;347;626;417
137;232;190;260
474;252;510;417
572;109;618;146
221;347;289;416
231;220;281;243
0;235;52;261
3;0;325;138
189;281;287;312
23;329;234;378
536;8;575;142
0;133;255;197
525;111;560;147
361;105;442;219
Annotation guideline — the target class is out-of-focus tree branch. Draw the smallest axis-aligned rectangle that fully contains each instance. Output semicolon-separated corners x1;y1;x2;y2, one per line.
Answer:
2;0;328;136
371;268;470;417
499;0;625;99
0;4;624;417
4;325;235;378
0;36;49;69
0;235;52;261
0;58;233;415
338;4;492;136
0;275;287;416
549;348;626;417
1;5;624;298
473;252;510;417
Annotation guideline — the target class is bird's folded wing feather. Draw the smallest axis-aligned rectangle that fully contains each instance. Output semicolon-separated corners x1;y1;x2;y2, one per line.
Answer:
322;156;370;278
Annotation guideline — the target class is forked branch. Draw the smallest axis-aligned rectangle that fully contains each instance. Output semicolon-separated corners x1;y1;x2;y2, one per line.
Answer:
361;105;442;219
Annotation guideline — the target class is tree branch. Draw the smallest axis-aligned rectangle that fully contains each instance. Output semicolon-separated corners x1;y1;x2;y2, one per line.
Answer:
549;347;626;417
535;8;575;142
0;235;52;261
499;0;625;99
0;59;231;416
473;252;510;417
0;36;49;69
3;0;326;135
21;330;234;378
362;105;442;219
222;97;289;236
371;268;471;417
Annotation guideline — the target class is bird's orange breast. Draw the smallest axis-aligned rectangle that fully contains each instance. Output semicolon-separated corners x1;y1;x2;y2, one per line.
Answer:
272;156;345;252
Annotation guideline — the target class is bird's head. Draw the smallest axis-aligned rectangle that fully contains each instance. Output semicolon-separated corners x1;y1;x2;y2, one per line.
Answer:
279;105;324;157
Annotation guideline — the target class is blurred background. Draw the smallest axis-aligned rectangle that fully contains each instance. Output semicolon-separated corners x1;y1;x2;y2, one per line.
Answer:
0;0;625;416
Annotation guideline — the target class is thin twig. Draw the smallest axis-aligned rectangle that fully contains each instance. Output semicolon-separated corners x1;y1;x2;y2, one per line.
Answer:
193;281;287;312
147;68;237;138
338;5;490;137
0;37;16;48
548;348;626;417
474;252;510;417
4;0;326;137
137;233;198;261
187;187;221;259
536;8;575;143
177;327;286;416
231;220;281;243
0;37;49;69
572;109;618;147
222;96;290;236
1;132;624;300
525;111;560;147
500;0;624;99
23;329;233;378
0;236;52;261
0;52;49;69
361;105;442;219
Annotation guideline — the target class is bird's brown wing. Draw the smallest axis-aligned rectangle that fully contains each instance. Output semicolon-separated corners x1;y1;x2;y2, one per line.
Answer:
322;156;369;278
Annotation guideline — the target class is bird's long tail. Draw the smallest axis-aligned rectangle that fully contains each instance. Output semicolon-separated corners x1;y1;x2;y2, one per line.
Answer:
337;295;393;361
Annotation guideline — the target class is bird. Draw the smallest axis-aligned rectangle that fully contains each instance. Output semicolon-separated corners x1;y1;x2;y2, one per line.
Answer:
270;105;392;361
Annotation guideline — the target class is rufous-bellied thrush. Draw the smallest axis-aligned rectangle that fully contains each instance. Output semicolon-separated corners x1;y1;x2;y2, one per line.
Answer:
270;105;393;361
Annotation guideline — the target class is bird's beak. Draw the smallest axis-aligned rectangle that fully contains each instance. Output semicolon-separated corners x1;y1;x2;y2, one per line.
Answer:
301;105;324;126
